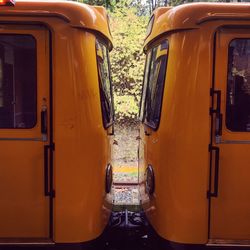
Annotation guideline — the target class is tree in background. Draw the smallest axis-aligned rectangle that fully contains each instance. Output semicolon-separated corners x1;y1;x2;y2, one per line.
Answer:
109;1;148;123
76;0;242;124
75;0;113;9
146;0;168;12
74;0;148;124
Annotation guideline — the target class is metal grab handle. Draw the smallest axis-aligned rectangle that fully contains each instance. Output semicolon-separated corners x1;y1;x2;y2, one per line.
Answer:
215;89;222;136
209;146;220;197
41;108;48;134
211;89;222;136
215;113;223;137
214;90;221;113
44;145;50;196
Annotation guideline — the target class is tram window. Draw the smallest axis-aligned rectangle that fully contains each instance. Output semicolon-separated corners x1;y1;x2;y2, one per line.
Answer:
226;39;250;132
143;40;168;130
139;51;152;121
0;35;36;129
96;39;114;129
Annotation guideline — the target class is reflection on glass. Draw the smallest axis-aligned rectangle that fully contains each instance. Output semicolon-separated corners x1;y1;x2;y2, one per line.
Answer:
226;39;250;132
0;35;37;129
96;39;113;128
144;40;168;129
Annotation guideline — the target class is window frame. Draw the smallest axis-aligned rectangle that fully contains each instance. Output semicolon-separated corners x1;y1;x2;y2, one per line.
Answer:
145;15;155;40
139;50;152;122
0;34;37;129
95;37;114;130
225;38;250;132
141;39;169;131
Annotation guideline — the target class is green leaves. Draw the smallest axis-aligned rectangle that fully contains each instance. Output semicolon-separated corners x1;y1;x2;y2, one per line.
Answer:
76;0;240;125
74;0;115;9
109;4;148;122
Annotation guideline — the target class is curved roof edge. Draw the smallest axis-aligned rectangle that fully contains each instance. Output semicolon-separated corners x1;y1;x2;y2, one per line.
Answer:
0;0;112;48
144;2;250;47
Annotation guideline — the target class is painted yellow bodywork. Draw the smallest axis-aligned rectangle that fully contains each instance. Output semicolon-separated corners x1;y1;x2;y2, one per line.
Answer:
0;27;51;239
0;1;113;244
211;28;250;241
2;1;112;48
140;3;250;245
145;3;250;49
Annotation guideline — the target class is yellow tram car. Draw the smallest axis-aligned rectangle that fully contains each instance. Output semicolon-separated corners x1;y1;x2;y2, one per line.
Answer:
0;0;114;247
139;3;250;249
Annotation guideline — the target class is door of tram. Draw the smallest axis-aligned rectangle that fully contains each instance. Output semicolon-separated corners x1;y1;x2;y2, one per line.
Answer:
209;27;250;241
0;25;52;239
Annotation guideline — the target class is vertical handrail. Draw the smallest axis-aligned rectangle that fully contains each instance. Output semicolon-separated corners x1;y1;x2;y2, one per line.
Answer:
208;146;220;198
44;145;50;196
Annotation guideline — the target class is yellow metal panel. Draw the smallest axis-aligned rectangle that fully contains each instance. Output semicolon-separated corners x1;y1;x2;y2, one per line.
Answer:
0;1;112;49
210;28;250;240
141;10;250;245
0;26;50;238
141;30;212;244
0;11;112;243
53;29;111;243
145;3;250;49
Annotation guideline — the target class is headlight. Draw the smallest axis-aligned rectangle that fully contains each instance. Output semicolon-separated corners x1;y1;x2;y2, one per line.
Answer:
105;164;113;193
146;164;155;195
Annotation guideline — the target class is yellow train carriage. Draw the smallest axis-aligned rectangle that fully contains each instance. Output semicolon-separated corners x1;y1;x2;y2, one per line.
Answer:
0;0;114;247
139;3;250;249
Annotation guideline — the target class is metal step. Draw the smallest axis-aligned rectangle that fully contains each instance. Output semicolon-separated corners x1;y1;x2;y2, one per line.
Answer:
207;239;250;248
0;238;54;245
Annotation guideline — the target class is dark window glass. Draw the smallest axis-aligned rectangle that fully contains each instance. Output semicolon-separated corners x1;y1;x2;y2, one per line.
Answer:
0;35;36;128
96;39;114;128
143;40;168;130
139;50;152;121
226;39;250;132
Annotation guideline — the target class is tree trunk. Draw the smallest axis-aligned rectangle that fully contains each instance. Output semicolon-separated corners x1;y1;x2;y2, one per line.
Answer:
151;0;154;10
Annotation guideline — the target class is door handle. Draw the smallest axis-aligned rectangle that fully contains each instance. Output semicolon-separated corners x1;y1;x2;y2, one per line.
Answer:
41;106;48;141
208;146;220;198
41;107;47;135
215;113;223;137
